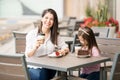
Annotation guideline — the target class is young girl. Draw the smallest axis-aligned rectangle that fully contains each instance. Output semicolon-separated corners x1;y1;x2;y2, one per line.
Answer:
77;27;100;80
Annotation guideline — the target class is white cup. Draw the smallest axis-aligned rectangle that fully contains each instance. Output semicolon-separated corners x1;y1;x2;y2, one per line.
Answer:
37;35;45;40
75;46;81;54
37;34;45;44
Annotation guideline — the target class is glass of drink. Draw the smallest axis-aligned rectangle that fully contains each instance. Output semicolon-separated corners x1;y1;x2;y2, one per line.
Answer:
75;46;81;54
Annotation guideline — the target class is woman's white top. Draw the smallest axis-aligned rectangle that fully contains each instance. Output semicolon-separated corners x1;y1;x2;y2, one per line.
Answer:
25;28;68;68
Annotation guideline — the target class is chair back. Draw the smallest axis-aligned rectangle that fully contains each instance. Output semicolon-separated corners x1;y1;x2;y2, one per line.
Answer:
67;17;77;37
110;53;120;80
12;31;27;54
67;17;76;25
71;34;81;53
0;54;30;80
59;17;77;37
74;21;84;31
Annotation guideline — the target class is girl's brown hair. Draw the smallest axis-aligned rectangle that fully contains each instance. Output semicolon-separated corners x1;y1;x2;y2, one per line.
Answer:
78;27;100;55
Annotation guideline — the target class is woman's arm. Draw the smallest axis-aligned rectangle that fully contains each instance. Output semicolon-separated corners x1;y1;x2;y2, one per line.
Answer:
58;48;69;55
27;47;37;57
26;37;45;57
25;30;43;57
57;36;69;55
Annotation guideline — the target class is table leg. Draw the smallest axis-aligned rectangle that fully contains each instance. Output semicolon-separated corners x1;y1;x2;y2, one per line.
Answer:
100;62;107;80
57;71;68;80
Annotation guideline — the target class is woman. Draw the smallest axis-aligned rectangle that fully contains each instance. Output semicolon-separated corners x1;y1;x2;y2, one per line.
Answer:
25;8;69;80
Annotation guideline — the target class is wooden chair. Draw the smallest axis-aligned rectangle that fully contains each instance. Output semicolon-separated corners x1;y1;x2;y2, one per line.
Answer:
67;17;76;25
71;34;81;53
12;31;27;54
74;21;84;31
96;37;120;59
109;53;120;80
67;17;77;37
96;37;120;80
0;54;30;80
59;17;77;37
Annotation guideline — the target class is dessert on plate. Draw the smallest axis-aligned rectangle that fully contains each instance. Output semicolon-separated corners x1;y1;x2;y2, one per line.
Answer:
48;51;62;58
77;49;90;58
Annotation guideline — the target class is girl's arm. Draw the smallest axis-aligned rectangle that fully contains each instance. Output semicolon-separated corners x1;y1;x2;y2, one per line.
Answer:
92;46;100;56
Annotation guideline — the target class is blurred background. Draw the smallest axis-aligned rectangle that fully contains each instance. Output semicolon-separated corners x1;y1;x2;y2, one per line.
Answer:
0;0;118;19
0;0;120;45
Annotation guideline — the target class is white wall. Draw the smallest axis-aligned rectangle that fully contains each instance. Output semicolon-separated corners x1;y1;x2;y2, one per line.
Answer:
0;0;64;19
0;0;23;17
20;0;64;19
116;0;120;30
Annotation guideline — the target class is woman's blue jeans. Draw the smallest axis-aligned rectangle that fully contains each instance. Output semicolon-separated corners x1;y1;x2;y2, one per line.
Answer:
79;71;100;80
28;68;56;80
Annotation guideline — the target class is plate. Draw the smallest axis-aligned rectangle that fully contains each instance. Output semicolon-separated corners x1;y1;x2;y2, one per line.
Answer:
76;54;90;58
48;52;63;58
37;54;47;57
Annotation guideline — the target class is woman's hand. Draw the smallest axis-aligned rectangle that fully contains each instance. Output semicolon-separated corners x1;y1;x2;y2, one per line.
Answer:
58;48;69;56
27;39;44;57
33;39;44;50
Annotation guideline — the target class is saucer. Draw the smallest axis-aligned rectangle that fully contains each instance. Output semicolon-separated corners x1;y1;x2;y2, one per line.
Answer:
37;54;47;57
76;54;90;58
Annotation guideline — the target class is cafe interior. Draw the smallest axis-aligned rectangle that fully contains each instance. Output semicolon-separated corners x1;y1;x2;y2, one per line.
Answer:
0;0;120;80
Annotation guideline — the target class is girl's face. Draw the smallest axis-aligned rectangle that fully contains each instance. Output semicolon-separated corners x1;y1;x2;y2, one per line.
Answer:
78;36;88;46
41;12;54;29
